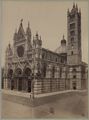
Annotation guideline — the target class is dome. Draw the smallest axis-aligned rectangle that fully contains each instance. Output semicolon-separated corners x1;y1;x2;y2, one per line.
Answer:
55;45;67;54
55;35;67;54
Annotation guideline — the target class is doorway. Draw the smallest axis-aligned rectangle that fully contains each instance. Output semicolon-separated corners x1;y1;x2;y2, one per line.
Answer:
28;80;31;92
73;82;76;90
11;80;14;90
18;78;22;91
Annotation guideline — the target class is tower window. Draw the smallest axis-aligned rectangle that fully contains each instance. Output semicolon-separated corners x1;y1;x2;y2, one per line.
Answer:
71;37;74;43
71;51;73;55
70;14;75;19
70;23;75;29
73;75;76;79
70;31;75;36
73;68;76;72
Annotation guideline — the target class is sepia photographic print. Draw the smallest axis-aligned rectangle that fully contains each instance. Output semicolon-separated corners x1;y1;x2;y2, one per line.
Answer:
1;0;88;119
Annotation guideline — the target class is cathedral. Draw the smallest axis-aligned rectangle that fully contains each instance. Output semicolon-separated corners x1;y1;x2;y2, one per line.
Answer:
3;4;88;95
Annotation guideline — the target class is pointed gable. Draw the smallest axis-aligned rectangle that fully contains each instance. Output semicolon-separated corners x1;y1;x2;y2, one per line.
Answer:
17;19;25;40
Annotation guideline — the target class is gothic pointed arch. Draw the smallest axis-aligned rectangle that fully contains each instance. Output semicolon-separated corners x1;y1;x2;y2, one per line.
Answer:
14;67;22;77
7;69;13;78
23;67;32;77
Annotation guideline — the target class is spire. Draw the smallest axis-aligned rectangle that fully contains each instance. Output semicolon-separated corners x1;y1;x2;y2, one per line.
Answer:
20;19;23;27
26;21;31;36
13;28;18;41
76;3;78;11
73;2;75;8
8;43;10;48
8;43;13;55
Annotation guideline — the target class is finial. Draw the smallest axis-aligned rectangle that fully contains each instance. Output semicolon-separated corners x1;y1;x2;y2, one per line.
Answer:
76;3;78;10
36;31;38;36
20;19;23;26
21;19;23;23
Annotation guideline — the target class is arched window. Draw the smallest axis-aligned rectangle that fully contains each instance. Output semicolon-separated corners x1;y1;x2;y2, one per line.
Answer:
73;68;76;72
42;63;47;78
60;68;62;78
52;66;55;78
71;51;73;55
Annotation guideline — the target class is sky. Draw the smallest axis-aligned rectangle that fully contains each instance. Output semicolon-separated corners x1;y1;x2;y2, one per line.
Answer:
1;0;88;66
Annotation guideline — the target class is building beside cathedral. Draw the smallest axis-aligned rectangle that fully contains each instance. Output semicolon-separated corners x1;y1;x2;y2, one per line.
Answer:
3;4;88;95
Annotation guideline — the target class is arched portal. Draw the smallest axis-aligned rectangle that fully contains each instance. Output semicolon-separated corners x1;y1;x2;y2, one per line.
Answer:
23;67;31;77
7;69;13;89
72;82;76;90
15;68;23;91
7;69;13;78
23;67;32;92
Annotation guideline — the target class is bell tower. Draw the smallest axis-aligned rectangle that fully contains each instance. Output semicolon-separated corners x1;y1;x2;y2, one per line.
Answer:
67;3;82;65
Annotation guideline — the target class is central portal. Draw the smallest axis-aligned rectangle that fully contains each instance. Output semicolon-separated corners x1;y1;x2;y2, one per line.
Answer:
73;82;76;90
18;78;22;91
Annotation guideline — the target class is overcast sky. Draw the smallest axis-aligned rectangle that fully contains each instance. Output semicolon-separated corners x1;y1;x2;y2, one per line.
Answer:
1;0;88;66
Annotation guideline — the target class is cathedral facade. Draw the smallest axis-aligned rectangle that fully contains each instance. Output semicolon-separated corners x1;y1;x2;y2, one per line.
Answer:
3;4;88;95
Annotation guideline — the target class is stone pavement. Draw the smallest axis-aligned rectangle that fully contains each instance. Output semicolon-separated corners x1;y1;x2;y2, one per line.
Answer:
2;89;87;99
2;90;88;118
